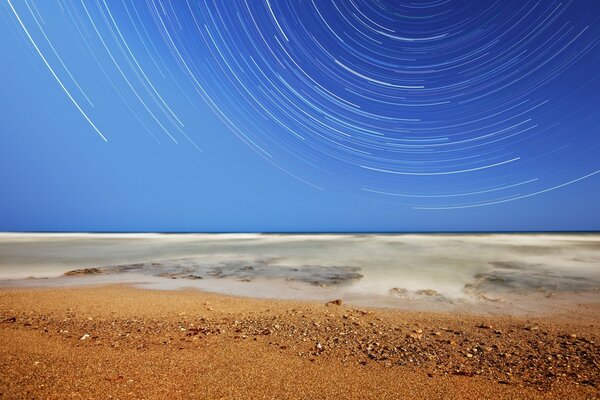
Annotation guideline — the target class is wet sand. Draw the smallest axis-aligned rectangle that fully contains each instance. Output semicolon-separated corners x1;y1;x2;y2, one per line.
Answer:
0;285;598;399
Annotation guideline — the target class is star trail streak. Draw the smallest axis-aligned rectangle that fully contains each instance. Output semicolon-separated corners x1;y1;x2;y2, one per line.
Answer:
4;0;600;210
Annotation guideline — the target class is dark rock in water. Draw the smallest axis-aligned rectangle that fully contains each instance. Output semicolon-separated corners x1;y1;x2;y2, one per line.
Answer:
110;263;147;273
63;268;102;276
157;272;203;280
184;275;203;280
326;299;343;306
70;258;365;287
416;289;441;297
389;287;408;297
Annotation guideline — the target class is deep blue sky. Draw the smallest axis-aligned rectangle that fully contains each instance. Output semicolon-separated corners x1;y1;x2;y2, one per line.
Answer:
1;1;599;232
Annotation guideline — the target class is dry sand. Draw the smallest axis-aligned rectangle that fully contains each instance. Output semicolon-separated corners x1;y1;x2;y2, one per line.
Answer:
0;285;598;399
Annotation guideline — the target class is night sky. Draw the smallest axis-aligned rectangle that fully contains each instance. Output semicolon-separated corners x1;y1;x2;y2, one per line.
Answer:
1;1;600;232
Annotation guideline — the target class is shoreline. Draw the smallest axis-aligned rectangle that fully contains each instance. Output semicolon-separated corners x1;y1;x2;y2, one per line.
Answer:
3;275;600;319
2;233;599;317
1;284;598;399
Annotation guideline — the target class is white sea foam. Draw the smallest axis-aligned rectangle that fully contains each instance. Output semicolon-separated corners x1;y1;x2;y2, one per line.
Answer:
0;233;598;312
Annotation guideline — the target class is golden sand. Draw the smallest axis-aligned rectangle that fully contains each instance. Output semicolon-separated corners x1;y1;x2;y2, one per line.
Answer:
0;285;598;399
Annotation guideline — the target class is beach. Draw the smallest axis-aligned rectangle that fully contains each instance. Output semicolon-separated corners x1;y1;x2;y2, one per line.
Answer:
0;285;598;399
4;0;600;397
0;233;599;398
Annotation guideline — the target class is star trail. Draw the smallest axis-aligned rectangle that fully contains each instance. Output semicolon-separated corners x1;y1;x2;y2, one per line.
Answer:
3;0;600;211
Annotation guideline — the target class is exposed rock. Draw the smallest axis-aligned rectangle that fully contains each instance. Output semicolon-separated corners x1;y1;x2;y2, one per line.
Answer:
63;268;102;276
326;299;343;306
389;287;408;297
416;289;441;297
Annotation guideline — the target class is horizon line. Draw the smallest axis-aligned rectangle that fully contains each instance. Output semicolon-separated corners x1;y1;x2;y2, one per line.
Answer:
1;230;599;235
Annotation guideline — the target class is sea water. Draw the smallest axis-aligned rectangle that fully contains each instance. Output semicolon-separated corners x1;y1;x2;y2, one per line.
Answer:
0;233;598;313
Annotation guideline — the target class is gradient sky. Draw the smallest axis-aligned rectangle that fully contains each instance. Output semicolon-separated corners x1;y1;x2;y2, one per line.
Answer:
1;0;600;232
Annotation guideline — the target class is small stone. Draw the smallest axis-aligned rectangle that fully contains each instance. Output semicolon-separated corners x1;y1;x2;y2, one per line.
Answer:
326;299;343;306
315;342;323;352
80;334;90;340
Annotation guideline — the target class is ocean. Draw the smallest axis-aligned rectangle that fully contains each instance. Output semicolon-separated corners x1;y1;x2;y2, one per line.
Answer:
1;233;598;313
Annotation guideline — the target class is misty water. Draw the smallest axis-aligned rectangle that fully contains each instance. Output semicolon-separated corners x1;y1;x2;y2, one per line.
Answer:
0;233;599;313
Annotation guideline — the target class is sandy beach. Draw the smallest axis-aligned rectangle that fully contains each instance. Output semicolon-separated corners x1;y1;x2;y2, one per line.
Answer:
0;285;598;399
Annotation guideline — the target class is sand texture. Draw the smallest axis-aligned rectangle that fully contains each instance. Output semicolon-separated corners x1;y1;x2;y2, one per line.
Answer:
0;285;598;399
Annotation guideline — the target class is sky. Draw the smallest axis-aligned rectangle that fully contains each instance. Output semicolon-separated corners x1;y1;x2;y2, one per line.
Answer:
1;0;600;232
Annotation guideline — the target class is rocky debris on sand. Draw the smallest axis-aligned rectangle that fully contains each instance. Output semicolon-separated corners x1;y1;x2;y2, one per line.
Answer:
5;296;599;393
63;268;102;276
326;299;343;306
